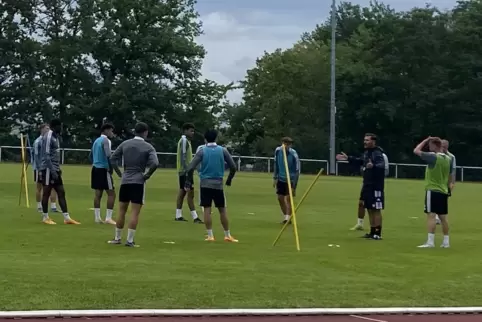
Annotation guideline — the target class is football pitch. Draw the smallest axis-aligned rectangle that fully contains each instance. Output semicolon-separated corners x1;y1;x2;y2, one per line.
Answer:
1;163;482;311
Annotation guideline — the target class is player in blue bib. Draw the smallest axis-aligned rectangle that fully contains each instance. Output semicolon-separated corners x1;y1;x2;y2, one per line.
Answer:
89;123;116;224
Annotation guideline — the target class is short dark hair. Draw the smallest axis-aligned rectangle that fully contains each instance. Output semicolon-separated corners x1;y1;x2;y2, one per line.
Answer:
101;123;114;132
204;129;218;143
182;123;195;131
134;122;149;135
50;119;61;128
281;136;294;144
365;133;377;141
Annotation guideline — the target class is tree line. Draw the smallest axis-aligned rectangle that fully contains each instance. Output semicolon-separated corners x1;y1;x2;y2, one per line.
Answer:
2;0;482;168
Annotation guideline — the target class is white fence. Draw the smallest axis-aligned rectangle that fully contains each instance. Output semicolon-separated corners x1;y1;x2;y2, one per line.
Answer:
0;145;480;182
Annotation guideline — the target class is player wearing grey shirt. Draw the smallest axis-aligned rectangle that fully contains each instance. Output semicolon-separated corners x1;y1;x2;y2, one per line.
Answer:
183;129;238;243
39;119;80;225
108;122;159;248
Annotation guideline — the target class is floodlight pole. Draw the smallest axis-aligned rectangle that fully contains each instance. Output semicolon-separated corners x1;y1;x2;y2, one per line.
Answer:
329;0;337;175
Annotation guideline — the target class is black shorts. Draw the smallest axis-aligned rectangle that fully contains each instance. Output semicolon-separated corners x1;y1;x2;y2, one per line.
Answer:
179;175;193;190
91;167;114;190
33;170;39;183
40;169;63;187
424;190;448;215
119;184;145;205
200;187;225;208
276;181;294;196
361;187;384;210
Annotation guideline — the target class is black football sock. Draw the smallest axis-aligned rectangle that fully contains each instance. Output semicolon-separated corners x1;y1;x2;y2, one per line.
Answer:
369;226;375;236
374;225;382;236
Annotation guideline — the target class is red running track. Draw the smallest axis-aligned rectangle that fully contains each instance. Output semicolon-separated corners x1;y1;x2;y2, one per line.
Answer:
0;315;479;321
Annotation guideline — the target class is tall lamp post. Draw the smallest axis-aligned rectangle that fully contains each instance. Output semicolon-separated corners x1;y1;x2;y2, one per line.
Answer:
329;0;337;175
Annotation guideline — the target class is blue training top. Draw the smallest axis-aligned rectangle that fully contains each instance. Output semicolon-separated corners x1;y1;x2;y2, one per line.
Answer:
91;135;110;169
273;146;300;187
199;145;225;180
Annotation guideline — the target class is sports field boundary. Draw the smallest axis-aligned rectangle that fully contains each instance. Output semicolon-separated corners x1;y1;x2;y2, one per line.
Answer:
1;307;482;318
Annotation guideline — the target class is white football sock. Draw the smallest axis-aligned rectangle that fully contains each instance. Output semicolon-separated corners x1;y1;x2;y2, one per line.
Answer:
357;218;364;226
427;233;435;245
443;235;450;245
224;230;231;237
37;202;42;209
94;208;101;221
127;229;136;243
63;213;71;221
436;215;440;221
284;214;291;221
51;202;57;209
115;228;122;240
190;210;198;219
106;209;113;220
42;213;49;221
175;209;182;219
207;229;214;237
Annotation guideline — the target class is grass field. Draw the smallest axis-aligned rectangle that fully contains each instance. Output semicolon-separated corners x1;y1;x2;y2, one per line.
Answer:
1;163;482;311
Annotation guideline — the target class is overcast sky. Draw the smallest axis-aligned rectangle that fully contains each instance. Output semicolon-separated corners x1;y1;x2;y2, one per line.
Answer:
195;0;457;101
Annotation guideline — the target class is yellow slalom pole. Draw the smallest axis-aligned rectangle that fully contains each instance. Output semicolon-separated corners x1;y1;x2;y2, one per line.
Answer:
273;167;324;247
19;134;30;208
280;144;301;251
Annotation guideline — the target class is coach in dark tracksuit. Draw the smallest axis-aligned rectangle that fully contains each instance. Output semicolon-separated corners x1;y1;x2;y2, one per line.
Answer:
337;133;386;240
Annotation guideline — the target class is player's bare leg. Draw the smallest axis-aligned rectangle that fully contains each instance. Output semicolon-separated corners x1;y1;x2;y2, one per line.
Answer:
109;201;128;244
104;189;116;225
41;185;55;224
93;189;104;223
371;209;382;239
50;189;58;212
175;189;188;221
187;190;202;223
350;201;365;230
125;203;142;247
219;207;238;243
54;185;80;225
439;214;450;248
278;195;290;224
418;213;437;248
202;206;215;241
36;182;43;212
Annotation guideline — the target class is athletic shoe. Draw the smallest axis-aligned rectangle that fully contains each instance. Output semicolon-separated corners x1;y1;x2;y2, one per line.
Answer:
64;218;80;225
370;234;382;240
175;217;188;222
108;239;122;245
417;243;435;248
224;236;239;243
350;224;364;231
205;236;215;242
104;219;116;225
43;218;56;225
193;218;204;224
125;242;139;248
440;243;450;248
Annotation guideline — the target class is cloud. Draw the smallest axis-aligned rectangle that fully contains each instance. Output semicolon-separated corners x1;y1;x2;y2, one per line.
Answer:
197;11;316;102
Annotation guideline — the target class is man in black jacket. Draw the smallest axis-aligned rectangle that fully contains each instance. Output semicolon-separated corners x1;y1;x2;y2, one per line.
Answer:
336;133;386;240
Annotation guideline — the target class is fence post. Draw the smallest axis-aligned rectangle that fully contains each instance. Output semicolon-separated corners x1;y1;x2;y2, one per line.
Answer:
335;162;339;176
0;147;2;162
461;167;464;182
61;149;65;164
267;159;270;173
395;164;398;179
237;158;241;172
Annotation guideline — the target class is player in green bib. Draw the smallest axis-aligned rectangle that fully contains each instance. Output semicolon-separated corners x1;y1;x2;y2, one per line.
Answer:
414;137;454;248
175;123;203;223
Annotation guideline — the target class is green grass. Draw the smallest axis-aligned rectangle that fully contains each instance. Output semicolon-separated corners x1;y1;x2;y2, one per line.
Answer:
1;163;482;311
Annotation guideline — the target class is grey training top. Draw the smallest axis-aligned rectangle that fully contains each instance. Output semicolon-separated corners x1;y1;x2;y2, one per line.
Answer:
33;136;44;171
185;145;236;190
41;130;61;172
110;136;159;185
